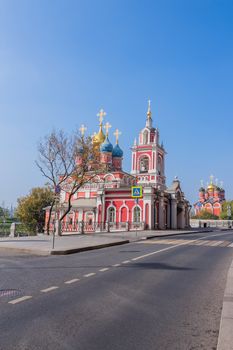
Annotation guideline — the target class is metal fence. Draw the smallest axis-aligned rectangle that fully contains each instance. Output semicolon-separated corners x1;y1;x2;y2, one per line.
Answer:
0;223;37;237
48;221;145;234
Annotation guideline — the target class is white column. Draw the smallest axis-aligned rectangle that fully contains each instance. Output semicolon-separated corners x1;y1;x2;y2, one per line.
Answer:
159;197;165;229
171;199;177;229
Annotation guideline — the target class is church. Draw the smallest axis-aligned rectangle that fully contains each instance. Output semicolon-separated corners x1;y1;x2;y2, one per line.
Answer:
47;101;190;233
193;176;225;217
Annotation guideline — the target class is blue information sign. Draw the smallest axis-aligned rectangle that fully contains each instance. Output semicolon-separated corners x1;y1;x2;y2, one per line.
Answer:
131;186;143;198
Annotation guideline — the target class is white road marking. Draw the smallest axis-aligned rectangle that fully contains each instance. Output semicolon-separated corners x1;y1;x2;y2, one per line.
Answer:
112;263;121;267
40;286;59;293
228;243;233;247
132;242;188;261
122;260;130;264
65;278;80;284
210;241;224;246
194;240;209;245
84;273;96;277
8;296;32;304
99;268;109;272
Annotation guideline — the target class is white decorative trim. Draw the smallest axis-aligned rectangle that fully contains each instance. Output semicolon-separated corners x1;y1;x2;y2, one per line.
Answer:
107;205;116;223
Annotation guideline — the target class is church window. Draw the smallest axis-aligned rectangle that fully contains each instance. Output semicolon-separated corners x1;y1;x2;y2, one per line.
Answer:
139;156;149;173
108;207;115;223
133;206;141;223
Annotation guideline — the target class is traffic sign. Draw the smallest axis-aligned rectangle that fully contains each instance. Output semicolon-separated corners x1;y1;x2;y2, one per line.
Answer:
131;186;143;198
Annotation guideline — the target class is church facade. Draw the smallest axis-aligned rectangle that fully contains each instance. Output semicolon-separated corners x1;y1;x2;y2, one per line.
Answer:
46;102;190;233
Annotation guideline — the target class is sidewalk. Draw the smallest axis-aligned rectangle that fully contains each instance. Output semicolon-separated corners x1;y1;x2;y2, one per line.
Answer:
0;228;213;256
217;260;233;350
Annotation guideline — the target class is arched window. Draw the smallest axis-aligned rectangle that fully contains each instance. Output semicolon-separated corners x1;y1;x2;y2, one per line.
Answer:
108;207;115;223
133;206;140;223
140;156;149;173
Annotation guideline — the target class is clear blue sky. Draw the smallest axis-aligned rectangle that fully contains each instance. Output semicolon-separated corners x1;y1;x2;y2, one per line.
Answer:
0;0;232;207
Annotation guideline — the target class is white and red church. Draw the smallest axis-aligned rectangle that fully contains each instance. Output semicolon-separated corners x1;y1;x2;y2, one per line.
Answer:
46;102;190;233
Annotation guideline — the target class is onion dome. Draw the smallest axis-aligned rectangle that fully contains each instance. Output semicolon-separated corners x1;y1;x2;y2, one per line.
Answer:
92;126;105;147
112;143;123;158
199;187;205;192
100;136;113;153
207;183;215;191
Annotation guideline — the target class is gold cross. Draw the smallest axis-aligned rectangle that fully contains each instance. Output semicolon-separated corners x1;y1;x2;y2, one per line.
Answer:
79;124;87;137
97;108;106;125
147;99;151;116
210;174;214;184
113;129;122;144
104;122;112;135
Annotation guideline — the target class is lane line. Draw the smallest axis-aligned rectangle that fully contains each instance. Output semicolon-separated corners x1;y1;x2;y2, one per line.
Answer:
84;273;96;277
41;286;59;293
112;263;121;267
122;260;130;264
99;268;109;272
65;278;80;284
8;296;32;305
132;242;188;261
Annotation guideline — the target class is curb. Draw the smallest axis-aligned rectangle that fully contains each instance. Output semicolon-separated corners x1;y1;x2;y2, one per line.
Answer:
50;240;130;255
146;229;213;240
217;260;233;350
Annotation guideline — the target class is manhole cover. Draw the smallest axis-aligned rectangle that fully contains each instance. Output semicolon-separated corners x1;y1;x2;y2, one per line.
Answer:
0;289;22;298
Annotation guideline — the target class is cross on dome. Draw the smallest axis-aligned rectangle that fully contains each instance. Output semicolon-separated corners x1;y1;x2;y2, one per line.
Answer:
97;108;106;125
210;174;214;184
79;124;87;137
104;122;112;135
114;129;122;144
147;99;152;118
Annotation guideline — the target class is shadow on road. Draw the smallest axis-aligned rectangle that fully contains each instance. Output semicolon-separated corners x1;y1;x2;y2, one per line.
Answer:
132;262;195;271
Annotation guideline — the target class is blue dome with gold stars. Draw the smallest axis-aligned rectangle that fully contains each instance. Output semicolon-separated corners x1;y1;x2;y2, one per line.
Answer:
100;136;113;153
112;144;123;158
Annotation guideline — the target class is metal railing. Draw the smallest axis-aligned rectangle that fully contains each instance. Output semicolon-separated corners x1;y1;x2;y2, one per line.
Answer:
0;223;37;237
48;221;146;234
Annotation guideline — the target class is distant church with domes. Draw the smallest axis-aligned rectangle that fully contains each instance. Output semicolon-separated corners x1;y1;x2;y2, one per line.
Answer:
46;101;190;232
194;176;225;217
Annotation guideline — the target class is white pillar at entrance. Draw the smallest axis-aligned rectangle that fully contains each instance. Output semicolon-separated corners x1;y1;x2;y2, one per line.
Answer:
171;199;177;229
159;197;165;229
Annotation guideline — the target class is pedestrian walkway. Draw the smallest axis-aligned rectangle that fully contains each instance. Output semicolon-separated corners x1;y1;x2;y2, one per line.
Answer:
137;238;233;248
0;228;213;256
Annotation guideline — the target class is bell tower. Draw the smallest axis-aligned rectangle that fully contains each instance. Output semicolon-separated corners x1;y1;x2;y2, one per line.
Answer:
131;101;166;189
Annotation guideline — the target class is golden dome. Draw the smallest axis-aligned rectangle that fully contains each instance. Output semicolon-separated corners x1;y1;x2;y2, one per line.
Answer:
207;183;215;191
92;126;105;146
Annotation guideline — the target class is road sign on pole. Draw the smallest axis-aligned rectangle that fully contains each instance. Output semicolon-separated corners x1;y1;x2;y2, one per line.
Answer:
131;186;143;198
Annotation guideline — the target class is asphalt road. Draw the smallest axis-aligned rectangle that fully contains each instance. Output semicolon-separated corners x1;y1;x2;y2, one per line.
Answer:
0;230;233;350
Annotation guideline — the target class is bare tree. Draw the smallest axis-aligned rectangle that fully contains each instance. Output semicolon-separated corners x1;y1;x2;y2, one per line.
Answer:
36;130;102;234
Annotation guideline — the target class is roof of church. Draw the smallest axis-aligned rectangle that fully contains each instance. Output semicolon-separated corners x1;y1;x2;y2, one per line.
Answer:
100;136;113;153
112;143;123;158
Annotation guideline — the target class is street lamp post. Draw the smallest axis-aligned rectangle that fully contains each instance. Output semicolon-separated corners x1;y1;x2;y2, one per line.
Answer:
227;205;232;228
52;185;61;249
